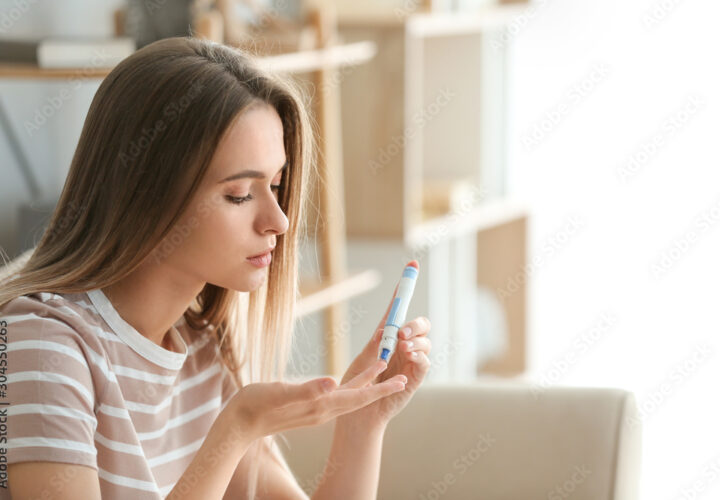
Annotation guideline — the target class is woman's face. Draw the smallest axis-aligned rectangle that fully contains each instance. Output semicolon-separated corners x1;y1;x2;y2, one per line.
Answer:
156;102;289;292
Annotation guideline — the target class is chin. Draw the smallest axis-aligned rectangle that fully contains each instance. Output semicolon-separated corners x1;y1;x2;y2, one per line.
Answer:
234;270;268;293
208;262;269;293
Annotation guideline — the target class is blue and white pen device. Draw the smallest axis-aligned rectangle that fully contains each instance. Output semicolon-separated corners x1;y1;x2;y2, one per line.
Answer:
378;260;419;362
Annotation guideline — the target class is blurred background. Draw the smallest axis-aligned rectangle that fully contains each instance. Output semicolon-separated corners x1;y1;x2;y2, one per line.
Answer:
1;0;718;498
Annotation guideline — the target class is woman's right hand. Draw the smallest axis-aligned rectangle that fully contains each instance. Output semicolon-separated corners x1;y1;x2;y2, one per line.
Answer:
223;360;406;439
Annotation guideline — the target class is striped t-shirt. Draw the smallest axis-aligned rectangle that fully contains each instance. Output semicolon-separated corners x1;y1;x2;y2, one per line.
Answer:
0;288;239;498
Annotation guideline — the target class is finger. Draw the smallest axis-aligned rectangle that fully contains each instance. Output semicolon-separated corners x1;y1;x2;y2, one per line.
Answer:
372;328;384;343
360;327;385;360
398;316;432;340
273;375;407;432
397;351;431;388
407;351;431;376
330;375;408;413
397;336;431;355
268;376;336;408
341;359;388;389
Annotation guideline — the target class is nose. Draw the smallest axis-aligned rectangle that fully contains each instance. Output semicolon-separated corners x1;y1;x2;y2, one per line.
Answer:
255;195;289;236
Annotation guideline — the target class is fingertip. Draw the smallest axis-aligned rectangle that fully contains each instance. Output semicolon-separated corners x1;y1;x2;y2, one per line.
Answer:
369;359;386;373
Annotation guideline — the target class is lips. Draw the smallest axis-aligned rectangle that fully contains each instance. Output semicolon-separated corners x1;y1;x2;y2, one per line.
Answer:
247;248;273;268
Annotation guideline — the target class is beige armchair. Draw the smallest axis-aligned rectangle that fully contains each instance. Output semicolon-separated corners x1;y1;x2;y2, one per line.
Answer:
278;382;642;499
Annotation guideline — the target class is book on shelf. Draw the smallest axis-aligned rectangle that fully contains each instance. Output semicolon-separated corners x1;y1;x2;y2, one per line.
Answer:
0;36;136;68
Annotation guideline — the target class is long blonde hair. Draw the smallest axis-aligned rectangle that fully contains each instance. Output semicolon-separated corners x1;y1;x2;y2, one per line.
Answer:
0;36;315;498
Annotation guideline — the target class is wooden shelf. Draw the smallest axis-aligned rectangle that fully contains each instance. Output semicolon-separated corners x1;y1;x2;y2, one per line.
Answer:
0;40;377;79
340;12;516;241
296;269;382;318
336;8;529;378
0;64;113;79
336;2;529;28
255;40;376;74
405;5;530;36
407;197;528;248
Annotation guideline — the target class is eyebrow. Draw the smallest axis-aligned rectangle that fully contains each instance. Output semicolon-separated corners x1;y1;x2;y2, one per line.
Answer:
218;161;288;183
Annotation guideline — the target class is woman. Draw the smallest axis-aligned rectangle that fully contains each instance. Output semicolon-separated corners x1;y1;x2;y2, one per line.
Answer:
0;37;432;499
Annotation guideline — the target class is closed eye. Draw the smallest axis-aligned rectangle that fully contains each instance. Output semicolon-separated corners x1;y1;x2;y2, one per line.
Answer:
226;194;252;204
226;185;281;205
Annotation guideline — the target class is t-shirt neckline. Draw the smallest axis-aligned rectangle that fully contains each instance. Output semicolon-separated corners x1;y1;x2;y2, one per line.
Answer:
86;288;188;370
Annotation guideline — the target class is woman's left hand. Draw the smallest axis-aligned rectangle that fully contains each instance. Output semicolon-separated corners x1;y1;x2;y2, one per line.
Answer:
336;285;432;430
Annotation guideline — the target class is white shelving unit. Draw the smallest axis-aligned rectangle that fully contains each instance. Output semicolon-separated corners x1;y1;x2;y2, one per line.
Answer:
329;3;530;381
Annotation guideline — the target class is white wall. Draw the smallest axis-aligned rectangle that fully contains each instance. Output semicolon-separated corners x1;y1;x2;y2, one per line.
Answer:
506;1;720;498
